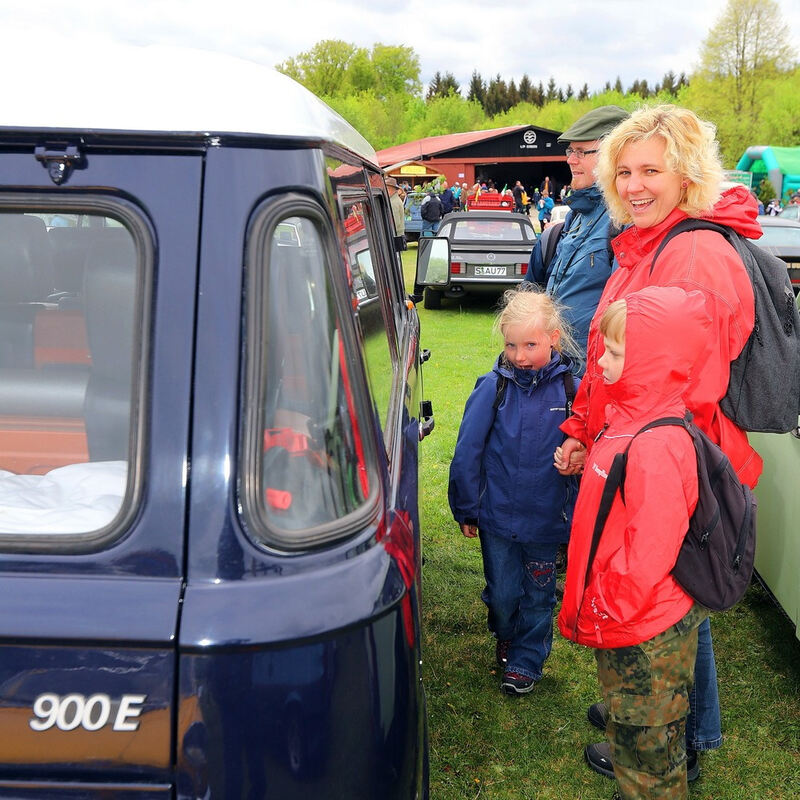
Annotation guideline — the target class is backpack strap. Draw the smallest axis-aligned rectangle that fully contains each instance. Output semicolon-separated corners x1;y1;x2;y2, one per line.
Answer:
492;371;507;411
540;221;565;274
549;208;613;293
607;219;623;266
562;370;575;419
649;218;733;276
582;413;690;592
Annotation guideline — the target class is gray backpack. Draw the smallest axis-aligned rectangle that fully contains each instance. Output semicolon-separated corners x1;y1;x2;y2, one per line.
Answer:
651;219;800;433
590;412;756;612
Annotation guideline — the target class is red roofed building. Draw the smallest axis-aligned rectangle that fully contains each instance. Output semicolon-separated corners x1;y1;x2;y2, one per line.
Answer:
376;124;571;196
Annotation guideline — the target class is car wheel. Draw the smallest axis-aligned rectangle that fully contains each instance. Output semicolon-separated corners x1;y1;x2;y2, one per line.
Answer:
423;288;442;310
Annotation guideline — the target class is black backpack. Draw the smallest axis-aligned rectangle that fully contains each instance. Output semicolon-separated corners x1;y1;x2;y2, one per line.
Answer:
420;196;442;222
539;213;621;281
587;412;756;612
650;219;800;433
539;221;565;273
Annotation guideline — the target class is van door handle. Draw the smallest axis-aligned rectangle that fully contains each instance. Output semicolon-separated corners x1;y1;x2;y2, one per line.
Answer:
419;400;434;440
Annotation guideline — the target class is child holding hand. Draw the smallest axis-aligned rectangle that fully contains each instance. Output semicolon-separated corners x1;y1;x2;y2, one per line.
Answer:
449;287;580;695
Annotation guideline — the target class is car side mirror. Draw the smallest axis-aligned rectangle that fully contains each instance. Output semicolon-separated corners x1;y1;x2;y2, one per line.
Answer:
415;237;450;287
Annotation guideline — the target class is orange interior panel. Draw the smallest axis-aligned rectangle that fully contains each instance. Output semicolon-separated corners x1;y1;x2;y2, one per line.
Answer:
34;309;92;368
0;416;88;475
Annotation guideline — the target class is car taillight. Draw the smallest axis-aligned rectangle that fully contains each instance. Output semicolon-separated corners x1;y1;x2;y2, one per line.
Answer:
518;263;528;275
450;261;464;274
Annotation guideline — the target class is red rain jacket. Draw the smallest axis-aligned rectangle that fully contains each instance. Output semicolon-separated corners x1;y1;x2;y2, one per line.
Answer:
561;185;763;489
558;286;711;648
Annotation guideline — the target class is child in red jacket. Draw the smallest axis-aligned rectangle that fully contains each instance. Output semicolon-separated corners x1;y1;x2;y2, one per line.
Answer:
557;285;711;800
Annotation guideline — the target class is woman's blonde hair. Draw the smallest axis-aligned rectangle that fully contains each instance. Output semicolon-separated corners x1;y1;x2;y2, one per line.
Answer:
599;299;627;344
596;104;725;226
494;285;581;365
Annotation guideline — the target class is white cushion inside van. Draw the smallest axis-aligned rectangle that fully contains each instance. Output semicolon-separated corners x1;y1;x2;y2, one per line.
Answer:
0;461;126;533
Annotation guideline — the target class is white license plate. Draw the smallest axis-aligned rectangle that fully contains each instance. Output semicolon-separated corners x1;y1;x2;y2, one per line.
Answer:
474;265;506;276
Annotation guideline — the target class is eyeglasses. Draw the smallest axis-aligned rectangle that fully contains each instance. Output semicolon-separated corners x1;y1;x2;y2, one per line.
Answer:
565;147;599;159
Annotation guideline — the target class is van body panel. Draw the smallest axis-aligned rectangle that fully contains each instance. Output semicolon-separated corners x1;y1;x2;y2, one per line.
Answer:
0;144;204;790
176;605;418;798
0;577;180;641
179;544;405;646
173;143;426;796
0;782;171;798
0;51;428;798
0;645;173;774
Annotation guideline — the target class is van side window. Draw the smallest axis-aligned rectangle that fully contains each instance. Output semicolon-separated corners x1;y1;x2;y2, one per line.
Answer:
0;208;143;541
244;212;372;548
342;199;398;445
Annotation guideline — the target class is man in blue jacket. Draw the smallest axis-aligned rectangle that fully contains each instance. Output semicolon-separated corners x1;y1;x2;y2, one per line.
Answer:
439;181;454;214
524;105;628;365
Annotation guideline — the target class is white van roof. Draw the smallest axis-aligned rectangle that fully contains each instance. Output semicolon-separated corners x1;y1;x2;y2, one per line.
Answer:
0;42;377;164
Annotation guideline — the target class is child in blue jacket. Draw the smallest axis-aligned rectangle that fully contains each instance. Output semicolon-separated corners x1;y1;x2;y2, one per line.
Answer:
449;286;580;694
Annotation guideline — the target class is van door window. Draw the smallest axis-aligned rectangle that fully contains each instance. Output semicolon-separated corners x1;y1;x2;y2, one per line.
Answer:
341;199;398;445
242;209;375;550
0;205;147;543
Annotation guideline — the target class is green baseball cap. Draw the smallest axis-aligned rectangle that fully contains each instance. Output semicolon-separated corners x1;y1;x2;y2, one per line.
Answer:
557;105;629;143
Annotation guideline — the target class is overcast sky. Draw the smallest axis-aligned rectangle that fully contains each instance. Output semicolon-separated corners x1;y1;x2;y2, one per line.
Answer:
3;0;799;95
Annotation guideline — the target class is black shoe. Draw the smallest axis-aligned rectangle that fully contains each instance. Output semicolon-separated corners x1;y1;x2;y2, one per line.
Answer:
686;749;700;782
501;670;536;695
585;741;615;779
588;701;609;731
585;741;700;782
495;639;510;667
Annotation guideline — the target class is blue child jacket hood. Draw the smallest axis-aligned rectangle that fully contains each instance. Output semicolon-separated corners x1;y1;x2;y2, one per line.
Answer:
448;352;579;544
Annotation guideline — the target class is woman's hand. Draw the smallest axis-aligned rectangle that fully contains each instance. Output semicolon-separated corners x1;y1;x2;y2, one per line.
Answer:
460;523;478;538
554;437;586;475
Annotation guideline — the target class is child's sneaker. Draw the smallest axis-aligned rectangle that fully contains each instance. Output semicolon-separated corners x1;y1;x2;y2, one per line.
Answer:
501;670;536;695
495;639;510;667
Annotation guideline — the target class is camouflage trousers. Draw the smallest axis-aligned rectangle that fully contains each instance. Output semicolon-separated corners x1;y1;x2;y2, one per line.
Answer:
595;604;707;800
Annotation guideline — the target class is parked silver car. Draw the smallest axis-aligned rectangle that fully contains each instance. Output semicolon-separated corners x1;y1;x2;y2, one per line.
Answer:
415;210;536;309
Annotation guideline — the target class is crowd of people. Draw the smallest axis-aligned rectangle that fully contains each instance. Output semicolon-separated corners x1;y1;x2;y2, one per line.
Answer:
394;175;575;239
447;104;767;800
765;191;800;215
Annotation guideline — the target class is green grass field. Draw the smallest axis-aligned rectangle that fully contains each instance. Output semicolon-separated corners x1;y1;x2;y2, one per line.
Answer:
400;247;800;800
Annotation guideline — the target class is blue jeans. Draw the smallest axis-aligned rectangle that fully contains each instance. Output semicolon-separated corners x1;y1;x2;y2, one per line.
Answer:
479;532;558;681
687;617;723;750
421;219;439;236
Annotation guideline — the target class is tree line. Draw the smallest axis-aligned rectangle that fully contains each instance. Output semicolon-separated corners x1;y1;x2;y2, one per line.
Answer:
427;70;690;115
277;0;799;169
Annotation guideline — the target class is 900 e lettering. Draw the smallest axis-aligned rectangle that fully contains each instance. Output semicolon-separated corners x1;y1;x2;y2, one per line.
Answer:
29;693;147;732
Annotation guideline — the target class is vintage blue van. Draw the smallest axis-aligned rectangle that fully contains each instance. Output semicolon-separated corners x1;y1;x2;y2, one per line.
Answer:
0;43;431;798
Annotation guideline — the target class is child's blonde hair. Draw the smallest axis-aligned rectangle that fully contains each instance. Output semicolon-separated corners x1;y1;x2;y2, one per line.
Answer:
599;299;627;343
494;285;581;364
